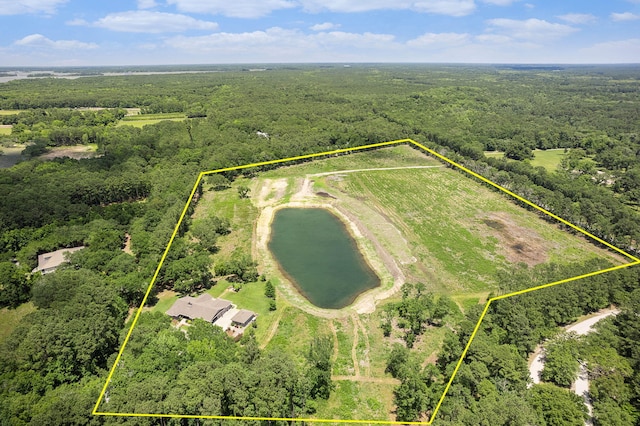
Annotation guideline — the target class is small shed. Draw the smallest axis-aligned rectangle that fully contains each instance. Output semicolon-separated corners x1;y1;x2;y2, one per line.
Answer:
231;309;257;328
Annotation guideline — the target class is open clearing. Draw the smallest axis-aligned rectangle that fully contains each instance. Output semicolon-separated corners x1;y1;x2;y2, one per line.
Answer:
0;145;24;168
162;143;622;422
37;144;99;160
0;302;36;343
117;112;186;128
485;149;566;172
0;125;11;135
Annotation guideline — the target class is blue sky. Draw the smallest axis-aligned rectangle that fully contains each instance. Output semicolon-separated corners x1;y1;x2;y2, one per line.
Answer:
1;0;639;66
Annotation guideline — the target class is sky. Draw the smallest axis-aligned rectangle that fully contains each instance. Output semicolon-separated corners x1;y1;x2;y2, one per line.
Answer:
0;0;639;66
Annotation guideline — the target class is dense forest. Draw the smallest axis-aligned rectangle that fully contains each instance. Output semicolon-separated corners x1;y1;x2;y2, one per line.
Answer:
0;64;639;425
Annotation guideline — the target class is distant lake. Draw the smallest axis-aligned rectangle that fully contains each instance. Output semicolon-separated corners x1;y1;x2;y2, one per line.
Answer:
268;207;380;309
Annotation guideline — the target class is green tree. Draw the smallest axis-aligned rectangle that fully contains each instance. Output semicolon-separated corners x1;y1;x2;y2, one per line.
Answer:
541;333;580;388
264;280;275;299
527;383;587;426
504;142;534;160
306;336;334;399
0;262;30;308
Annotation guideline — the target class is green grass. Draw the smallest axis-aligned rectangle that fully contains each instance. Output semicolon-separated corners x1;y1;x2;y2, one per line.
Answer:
121;112;186;121
315;381;393;422
117;118;184;128
530;149;565;171
150;290;178;313
260;144;440;178
339;166;621;295
0;110;24;116
0;126;12;135
484;149;565;172
0;302;36;343
333;318;355;376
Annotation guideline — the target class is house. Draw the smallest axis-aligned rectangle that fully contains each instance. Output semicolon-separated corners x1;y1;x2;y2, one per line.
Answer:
31;246;85;275
165;294;232;323
231;309;257;328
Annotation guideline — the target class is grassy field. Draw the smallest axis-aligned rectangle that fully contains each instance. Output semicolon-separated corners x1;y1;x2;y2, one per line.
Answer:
484;149;566;172
0;126;12;135
117;112;186;128
0;302;36;343
530;149;565;171
0;110;24;115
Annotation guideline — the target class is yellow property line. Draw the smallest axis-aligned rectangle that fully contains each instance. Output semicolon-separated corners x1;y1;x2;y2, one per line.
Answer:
93;138;640;425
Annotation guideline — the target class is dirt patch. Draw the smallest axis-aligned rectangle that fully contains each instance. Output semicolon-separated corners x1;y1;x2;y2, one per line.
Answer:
39;145;98;160
481;212;550;267
316;191;336;199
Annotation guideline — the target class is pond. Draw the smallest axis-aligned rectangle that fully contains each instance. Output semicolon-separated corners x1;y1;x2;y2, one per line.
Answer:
268;207;380;309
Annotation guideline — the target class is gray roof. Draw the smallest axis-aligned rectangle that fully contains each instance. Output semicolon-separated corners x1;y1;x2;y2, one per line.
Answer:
231;309;256;325
32;246;85;274
166;294;232;322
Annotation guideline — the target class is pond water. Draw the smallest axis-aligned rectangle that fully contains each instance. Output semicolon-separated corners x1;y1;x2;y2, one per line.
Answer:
268;207;380;309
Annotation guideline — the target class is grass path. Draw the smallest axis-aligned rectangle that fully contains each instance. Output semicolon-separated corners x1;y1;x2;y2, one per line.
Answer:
330;320;339;364
259;304;286;349
351;314;361;377
331;376;400;385
354;314;372;377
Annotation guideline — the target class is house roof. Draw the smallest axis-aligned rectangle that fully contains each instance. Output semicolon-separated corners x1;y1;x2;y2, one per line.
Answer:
166;294;232;323
32;246;85;274
231;309;256;325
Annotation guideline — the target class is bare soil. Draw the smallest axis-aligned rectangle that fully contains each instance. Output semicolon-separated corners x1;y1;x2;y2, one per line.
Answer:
39;145;98;160
480;211;550;266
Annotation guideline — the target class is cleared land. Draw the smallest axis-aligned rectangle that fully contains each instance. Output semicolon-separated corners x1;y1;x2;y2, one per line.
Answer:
0;125;11;135
117;112;186;128
166;144;622;422
484;149;566;172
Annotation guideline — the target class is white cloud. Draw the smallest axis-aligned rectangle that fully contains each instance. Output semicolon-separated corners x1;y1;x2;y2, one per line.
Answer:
300;0;476;16
166;27;396;52
93;11;218;33
66;18;89;26
413;0;476;16
166;0;296;18
137;0;158;9
481;0;517;5
407;32;470;48
475;34;512;43
557;13;597;25
486;18;578;41
0;0;67;15
14;34;97;50
310;22;341;31
580;39;640;63
610;12;640;22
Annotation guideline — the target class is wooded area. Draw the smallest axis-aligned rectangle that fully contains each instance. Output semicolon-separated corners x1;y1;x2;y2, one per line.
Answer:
0;64;639;425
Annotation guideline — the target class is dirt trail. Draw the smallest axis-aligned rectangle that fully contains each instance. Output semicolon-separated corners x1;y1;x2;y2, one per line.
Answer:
259;305;286;350
528;308;620;426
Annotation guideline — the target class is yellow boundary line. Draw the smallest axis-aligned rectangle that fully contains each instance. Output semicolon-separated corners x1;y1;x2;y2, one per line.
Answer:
93;138;640;424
